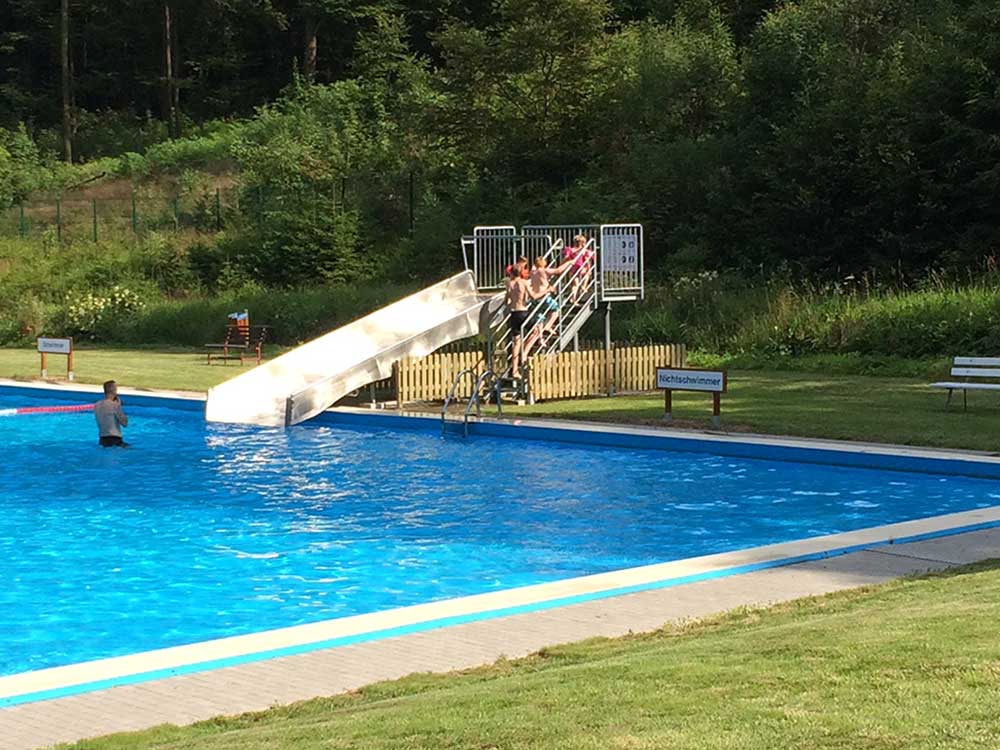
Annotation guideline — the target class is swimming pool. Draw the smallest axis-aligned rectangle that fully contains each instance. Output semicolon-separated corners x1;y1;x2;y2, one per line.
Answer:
3;387;1000;679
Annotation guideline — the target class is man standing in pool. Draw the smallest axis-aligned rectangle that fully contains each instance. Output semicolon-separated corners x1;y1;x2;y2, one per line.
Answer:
95;380;129;447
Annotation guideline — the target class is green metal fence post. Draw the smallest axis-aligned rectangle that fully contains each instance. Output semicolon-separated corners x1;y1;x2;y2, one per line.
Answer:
18;203;26;238
173;196;180;230
215;187;222;230
56;197;62;243
92;199;98;242
131;191;138;236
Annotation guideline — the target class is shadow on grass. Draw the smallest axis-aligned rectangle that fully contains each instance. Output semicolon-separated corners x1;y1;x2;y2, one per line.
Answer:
912;557;1000;581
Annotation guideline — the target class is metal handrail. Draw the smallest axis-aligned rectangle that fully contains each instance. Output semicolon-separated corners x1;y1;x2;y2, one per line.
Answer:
490;238;564;370
442;366;479;433
519;238;598;359
462;369;500;437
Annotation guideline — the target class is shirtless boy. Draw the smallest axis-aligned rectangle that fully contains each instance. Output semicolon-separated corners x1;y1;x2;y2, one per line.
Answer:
505;264;542;378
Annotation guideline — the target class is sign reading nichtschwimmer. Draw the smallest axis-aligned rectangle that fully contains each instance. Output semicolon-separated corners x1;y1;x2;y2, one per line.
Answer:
37;337;75;380
656;367;727;427
656;368;726;392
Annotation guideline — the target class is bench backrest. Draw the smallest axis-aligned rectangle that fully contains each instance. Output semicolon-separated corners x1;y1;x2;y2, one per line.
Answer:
249;325;268;347
951;357;1000;379
223;325;250;346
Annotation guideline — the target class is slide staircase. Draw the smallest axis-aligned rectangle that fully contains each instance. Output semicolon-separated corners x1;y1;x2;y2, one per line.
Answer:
484;238;599;400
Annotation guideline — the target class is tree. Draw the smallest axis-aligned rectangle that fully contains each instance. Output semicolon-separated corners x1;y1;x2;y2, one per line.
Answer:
60;0;72;161
162;1;180;137
434;0;614;184
270;0;359;81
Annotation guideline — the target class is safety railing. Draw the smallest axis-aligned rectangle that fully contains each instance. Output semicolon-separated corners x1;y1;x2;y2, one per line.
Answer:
463;369;501;436
442;366;479;434
488;238;565;375
441;366;501;437
517;238;598;360
467;226;516;291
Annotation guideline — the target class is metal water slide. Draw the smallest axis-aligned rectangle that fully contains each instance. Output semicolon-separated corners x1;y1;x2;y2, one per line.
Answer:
205;271;503;427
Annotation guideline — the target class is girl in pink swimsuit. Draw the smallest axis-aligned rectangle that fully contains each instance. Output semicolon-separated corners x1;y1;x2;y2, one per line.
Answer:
563;234;593;302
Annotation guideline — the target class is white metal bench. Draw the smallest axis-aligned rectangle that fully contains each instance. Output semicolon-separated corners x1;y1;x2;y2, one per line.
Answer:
929;357;1000;410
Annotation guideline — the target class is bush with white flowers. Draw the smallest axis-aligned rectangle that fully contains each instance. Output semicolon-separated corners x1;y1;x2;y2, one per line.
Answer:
66;285;145;337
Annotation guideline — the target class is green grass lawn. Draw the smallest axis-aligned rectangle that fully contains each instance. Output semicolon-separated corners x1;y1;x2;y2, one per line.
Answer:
0;346;284;393
511;370;1000;452
3;347;999;450
62;561;1000;750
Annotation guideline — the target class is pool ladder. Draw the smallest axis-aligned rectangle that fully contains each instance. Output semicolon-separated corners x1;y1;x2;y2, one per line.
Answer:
442;368;502;437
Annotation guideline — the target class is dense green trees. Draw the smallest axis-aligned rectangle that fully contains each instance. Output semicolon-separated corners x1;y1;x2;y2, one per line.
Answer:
2;0;1000;278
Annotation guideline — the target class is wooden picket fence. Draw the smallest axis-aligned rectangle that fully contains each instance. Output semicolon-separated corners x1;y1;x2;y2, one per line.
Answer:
531;344;686;400
395;350;484;404
393;343;685;404
615;344;687;392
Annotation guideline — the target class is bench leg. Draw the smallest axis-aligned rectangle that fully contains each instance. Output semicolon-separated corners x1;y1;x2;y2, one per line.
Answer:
963;388;967;412
945;389;953;411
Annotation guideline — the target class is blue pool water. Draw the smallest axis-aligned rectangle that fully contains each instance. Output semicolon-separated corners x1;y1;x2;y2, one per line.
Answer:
2;392;999;677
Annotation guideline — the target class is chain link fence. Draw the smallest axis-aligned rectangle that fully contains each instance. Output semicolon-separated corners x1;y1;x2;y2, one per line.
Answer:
0;187;244;243
0;171;419;244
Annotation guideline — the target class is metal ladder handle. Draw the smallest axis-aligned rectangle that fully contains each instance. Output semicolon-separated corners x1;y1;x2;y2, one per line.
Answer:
442;366;479;433
463;369;500;436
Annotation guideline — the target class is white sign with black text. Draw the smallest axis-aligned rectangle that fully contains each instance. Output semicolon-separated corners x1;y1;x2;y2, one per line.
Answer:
656;368;726;393
37;337;73;355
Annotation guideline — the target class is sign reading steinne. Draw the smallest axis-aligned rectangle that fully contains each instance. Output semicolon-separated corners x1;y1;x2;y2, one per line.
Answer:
656;368;726;393
37;337;73;355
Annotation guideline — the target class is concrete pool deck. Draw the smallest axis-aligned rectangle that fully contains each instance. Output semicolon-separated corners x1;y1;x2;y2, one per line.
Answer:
2;525;999;750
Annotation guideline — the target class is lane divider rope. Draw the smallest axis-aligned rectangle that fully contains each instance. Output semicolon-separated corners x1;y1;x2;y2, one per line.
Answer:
0;403;95;417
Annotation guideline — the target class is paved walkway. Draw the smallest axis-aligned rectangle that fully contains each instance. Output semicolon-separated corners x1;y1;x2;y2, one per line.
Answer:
3;527;998;750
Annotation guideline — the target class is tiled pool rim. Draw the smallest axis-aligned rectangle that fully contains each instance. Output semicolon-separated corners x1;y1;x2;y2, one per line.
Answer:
2;378;1000;708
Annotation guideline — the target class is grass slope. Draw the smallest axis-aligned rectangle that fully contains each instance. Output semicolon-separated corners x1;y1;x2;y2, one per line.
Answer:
62;562;1000;750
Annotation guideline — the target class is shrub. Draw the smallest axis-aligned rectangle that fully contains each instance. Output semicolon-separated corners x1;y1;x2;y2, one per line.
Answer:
131;234;202;295
116;283;419;346
615;274;1000;360
0;124;45;207
143;128;235;175
64;285;146;340
70;109;170;161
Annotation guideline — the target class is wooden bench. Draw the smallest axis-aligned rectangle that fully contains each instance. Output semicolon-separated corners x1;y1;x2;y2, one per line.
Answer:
205;325;269;365
929;357;1000;410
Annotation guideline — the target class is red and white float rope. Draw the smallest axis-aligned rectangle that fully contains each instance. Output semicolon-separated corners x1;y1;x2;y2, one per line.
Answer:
0;403;96;417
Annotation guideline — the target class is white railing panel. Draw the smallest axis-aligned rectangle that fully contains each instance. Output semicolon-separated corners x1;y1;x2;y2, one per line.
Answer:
599;223;643;300
473;225;517;290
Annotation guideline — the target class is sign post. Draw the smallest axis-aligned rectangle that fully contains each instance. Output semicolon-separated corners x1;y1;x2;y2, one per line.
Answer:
37;337;74;380
656;366;727;427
